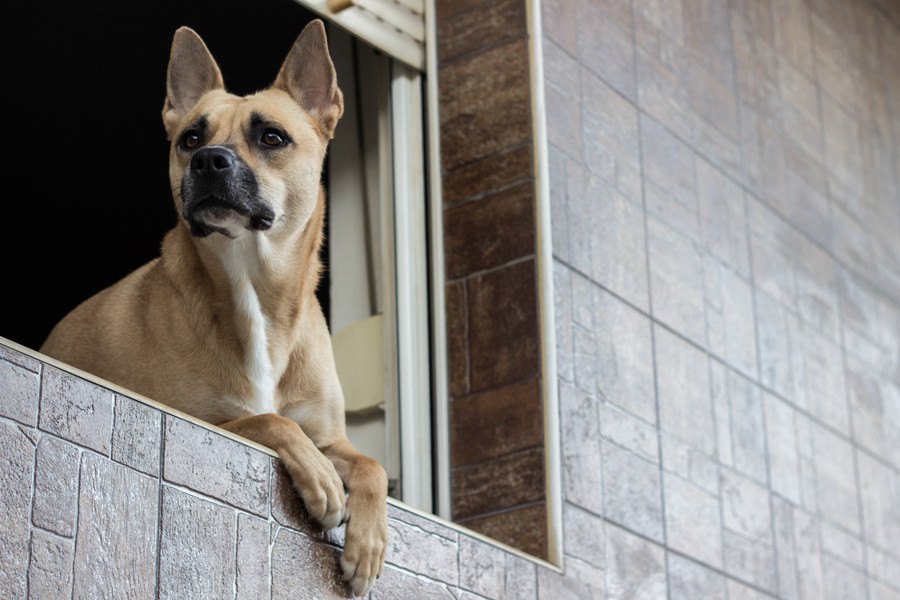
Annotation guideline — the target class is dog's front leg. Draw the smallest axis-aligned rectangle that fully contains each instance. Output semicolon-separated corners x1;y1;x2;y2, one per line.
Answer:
321;439;388;596
218;414;347;530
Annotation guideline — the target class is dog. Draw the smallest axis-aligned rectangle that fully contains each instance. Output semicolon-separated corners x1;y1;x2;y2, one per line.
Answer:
40;20;387;596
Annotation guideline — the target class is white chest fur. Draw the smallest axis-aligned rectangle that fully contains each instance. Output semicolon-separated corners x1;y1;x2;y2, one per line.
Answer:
221;237;278;415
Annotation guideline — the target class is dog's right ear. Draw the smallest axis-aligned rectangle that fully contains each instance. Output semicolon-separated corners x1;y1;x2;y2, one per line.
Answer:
163;27;224;138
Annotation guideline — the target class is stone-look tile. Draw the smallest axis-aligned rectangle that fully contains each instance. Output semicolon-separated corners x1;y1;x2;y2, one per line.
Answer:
641;117;699;240
466;259;539;392
721;470;772;544
236;513;270;600
271;527;348;599
581;67;641;201
451;378;542;467
845;355;900;467
73;453;157;600
542;0;578;56
664;473;722;568
163;417;269;516
544;41;584;163
635;47;695;147
444;182;535;279
559;382;602;513
727;579;771;600
764;394;801;504
655;326;715;454
696;158;749;278
461;503;547;558
39;366;113;454
711;363;767;485
600;403;659;462
588;179;649;310
723;530;777;593
573;325;597;394
439;39;531;170
857;452;900;552
386;518;459;587
538;556;605;600
704;258;758;378
0;421;34;599
437;0;526;65
504;553;537;599
562;503;605;567
0;344;41;372
577;2;635;100
869;579;900;600
602;442;664;542
661;435;718;496
794;510;825;600
593;286;656;424
804;421;861;534
605;522;667;600
158;486;236;600
648;220;707;346
755;292;795;399
820;521;864;571
459;535;505;598
668;554;726;600
370;566;456;600
868;545;900;591
32;435;79;536
821;553;867;600
111;395;161;477
590;303;637;382
549;146;572;264
0;358;39;426
447;280;469;397
28;530;74;600
452;446;544;519
772;496;799;600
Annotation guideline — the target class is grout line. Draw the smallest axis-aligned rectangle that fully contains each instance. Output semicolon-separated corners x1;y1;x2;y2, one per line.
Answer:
69;450;83;600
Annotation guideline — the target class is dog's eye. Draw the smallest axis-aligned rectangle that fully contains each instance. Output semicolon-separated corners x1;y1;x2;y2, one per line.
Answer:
261;129;285;148
180;131;201;150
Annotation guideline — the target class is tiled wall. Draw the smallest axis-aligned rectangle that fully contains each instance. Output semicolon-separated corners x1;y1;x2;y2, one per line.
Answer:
546;0;900;597
0;342;551;599
437;0;549;557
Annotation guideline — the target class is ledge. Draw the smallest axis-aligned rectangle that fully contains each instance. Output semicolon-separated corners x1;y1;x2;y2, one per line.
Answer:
0;337;560;599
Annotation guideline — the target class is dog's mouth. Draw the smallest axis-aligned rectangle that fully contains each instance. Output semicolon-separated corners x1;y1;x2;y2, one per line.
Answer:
185;194;275;238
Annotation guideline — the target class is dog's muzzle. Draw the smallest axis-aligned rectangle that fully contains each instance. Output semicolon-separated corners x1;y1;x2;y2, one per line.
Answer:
181;145;275;238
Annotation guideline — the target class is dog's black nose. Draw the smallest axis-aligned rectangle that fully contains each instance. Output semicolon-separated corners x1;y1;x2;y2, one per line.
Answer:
190;146;235;178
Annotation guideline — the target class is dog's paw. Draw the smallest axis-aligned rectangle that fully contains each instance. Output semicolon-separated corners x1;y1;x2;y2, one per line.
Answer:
340;497;387;597
283;450;347;531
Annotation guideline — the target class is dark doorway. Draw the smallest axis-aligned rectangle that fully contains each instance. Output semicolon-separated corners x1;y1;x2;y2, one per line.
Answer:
0;0;329;350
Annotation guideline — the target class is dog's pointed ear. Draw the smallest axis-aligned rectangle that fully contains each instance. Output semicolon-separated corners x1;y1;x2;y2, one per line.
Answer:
163;27;224;137
274;20;344;139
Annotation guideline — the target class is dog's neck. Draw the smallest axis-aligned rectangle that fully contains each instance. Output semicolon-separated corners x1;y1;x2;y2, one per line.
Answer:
161;189;324;408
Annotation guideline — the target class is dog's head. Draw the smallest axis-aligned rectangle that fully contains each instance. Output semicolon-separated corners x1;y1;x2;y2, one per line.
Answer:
162;21;343;239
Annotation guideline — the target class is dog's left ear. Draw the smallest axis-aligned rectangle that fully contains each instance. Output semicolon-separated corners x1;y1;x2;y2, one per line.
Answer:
275;20;344;139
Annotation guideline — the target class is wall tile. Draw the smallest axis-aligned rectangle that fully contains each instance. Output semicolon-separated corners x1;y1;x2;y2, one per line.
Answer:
32;435;80;536
73;454;158;600
605;522;667;600
0;358;39;426
28;530;74;600
163;416;270;517
559;382;602;513
0;421;34;599
664;473;722;568
668;554;727;600
111;395;161;477
648;220;707;346
602;441;664;542
39;366;113;454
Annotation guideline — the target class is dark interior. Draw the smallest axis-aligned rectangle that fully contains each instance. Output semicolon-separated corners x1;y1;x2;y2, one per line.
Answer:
0;0;330;350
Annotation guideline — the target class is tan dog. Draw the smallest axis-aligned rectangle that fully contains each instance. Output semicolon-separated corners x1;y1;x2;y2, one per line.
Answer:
40;20;387;596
